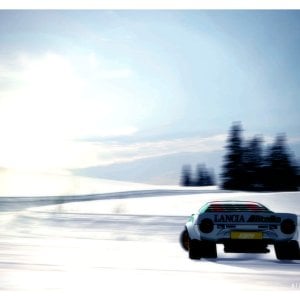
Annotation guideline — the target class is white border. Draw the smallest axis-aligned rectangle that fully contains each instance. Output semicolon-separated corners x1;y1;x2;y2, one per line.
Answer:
0;1;300;10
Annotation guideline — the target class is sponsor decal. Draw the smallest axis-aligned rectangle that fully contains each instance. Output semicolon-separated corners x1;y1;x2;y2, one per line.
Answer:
214;214;281;223
214;215;245;223
247;215;281;223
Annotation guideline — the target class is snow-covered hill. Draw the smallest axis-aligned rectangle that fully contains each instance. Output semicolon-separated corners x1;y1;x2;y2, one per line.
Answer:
0;177;299;299
0;171;155;197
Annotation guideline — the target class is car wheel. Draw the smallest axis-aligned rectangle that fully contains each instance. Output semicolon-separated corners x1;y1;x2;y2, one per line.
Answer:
179;229;189;251
189;239;201;259
275;240;300;260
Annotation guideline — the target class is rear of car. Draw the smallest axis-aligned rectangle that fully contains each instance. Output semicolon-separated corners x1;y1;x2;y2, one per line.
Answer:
181;201;300;260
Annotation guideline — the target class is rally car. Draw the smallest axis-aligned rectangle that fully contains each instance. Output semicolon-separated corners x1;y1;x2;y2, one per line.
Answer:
180;201;300;260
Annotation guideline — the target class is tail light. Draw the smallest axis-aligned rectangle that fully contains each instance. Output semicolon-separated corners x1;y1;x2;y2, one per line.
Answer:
199;218;214;233
280;219;296;234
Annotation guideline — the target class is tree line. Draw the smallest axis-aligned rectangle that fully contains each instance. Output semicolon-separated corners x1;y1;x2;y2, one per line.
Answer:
221;123;299;191
181;164;215;187
180;122;299;191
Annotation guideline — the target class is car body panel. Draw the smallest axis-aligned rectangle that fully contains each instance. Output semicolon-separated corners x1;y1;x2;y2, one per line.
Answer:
185;201;298;244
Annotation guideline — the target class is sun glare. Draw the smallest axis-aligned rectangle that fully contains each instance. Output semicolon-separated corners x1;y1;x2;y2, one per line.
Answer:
0;53;91;172
0;51;140;173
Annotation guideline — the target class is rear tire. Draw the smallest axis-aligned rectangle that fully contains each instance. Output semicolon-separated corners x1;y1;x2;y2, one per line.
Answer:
188;240;217;259
189;239;201;259
179;229;189;251
274;240;300;260
201;241;217;259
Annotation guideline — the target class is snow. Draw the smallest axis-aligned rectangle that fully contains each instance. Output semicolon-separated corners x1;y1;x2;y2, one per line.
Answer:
0;176;299;299
0;171;154;197
32;187;300;217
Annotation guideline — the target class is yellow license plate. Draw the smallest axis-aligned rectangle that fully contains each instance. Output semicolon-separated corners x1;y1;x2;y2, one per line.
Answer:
231;231;262;240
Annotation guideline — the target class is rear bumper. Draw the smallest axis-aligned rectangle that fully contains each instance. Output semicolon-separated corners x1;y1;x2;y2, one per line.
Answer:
218;238;273;253
199;226;297;242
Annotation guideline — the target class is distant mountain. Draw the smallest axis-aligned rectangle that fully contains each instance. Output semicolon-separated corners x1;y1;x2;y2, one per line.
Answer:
73;150;223;185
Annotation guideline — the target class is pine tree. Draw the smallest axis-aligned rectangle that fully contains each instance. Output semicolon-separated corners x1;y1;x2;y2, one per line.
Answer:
221;122;245;190
195;164;207;186
195;164;215;186
180;165;192;186
207;168;216;186
243;136;264;190
264;135;298;191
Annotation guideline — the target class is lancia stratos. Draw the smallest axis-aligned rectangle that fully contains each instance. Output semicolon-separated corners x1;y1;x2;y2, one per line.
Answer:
180;201;300;260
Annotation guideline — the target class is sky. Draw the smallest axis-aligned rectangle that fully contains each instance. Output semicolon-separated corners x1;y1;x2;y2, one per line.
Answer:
0;10;300;184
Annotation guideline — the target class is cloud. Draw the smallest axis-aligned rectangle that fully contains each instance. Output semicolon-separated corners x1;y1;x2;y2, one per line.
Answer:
85;132;300;169
0;133;226;172
10;125;300;173
87;133;227;167
94;126;138;138
287;136;300;145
